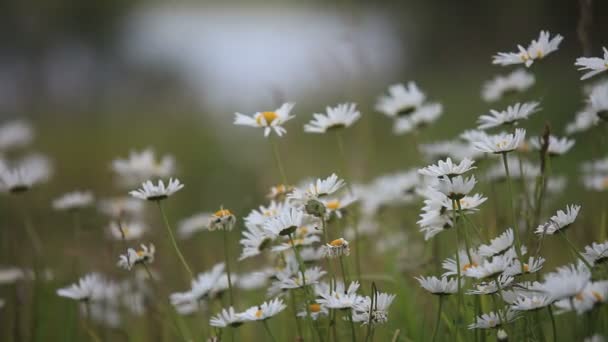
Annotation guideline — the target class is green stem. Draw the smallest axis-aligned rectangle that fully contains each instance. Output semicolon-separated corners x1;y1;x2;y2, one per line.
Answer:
502;153;524;264
431;296;443;342
335;130;353;194
290;291;303;339
262;320;278;342
157;201;193;279
339;255;350;284
348;309;357;342
559;231;593;269
547;305;557;342
222;228;234;306
270;136;288;185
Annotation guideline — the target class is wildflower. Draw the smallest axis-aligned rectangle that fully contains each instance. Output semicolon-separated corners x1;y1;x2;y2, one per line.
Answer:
117;244;155;271
129;178;184;201
263;207;305;236
565;109;599;134
111;148;175;186
393;103;443;135
107;220;147;241
510;294;552;311
170;263;225;306
534;204;581;235
316;281;362;309
467;275;514;295
531;262;590;301
0;120;33;151
323;238;350;258
274;266;325;290
492;30;563;67
321;194;357;219
418;157;476;178
477;102;540;130
267;184;294;200
464;254;513;279
234;102;295;137
209;208;237;231
554;280;608;314
177;212;212;238
271;235;320;253
297;303;328;320
288;173;346;204
57;273;105;301
583;241;608;266
52;191;94;211
482;69;535;102
244;201;285;228
210;307;243;328
478;229;514;257
304;102;361;133
236;269;272;290
415;276;459;295
497;329;508;341
442;248;483;276
473;128;526;154
238;298;286;321
239;225;275;260
575;47;608;80
436;175;477;200
0;154;52;193
530;135;575;156
98;197;144;219
375;82;426;117
504;257;545;277
468;309;518;329
352;292;396;325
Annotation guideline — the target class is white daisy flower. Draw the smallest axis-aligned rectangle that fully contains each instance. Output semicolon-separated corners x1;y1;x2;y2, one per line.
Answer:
0;120;33;151
210;273;236;299
442;248;483;277
170;263;225;306
129;178;184;201
530;135;575;156
478;229;514;257
0;154;52;193
316;281;362;310
323;238;350;258
267;184;294;200
0;267;25;284
234;102;295;137
511;294;552;311
582;174;608;192
393;103;443;135
534;204;581;235
464;254;513;279
177;212;212;239
117;244;155;271
304;103;361;133
98;197;144;219
107;220;147;241
477;102;540;130
436;175;477;200
236;269;272;291
504;257;545;277
587;82;608;121
52;191;94;211
262;207;306;237
554;281;608;315
57;273;105;301
468;309;518;329
418;157;476;178
375;82;426;117
473;128;526;154
576;47;608;80
297;303;328;320
583;241;608;266
111;148;175;186
209;208;237;231
492;30;563;67
565;109;600;134
238;225;275;260
238;298;286;321
244;201;285;228
274;266;326;290
299;246;326;263
210;307;243;328
531;262;590;301
415;276;459;295
467;275;514;295
288;173;346;204
482;69;535;102
352;292;396;325
321;194;357;219
271;235;320;253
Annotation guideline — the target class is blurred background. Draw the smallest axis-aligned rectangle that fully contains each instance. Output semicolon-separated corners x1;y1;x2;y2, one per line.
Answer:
1;0;607;340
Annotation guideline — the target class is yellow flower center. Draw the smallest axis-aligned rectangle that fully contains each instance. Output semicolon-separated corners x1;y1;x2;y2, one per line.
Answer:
575;292;584;301
536;50;544;59
602;177;608;189
290;238;304;246
462;262;478;271
298;226;309;236
329;238;345;247
518;141;530;152
523;264;529;273
592;291;604;302
496;141;508;149
255;309;263;318
310;304;322;313
256;111;278;125
326;200;341;210
214;209;232;217
136;250;145;257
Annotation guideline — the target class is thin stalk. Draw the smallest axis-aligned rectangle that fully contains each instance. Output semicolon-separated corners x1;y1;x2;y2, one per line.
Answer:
222;228;234;306
338;255;350;284
270;137;288;185
451;199;464;333
502;153;524;263
547;306;557;342
431;296;444;342
347;309;357;342
335;130;353;194
290;291;303;340
157;201;193;279
262;320;278;342
559;231;593;269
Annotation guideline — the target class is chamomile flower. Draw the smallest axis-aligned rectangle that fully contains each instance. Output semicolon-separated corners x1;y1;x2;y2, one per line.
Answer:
478;229;514;257
352;292;396;325
415;276;459;295
304;103;361;133
504;257;545;277
436;175;477;200
209;208;236;231
467;275;514;295
234;102;295;137
177;212;212;238
238;298;286;321
531;262;591;301
274;266;326;290
210;307;243;328
262;207;306;237
111;149;175;186
473;128;526;154
323;238;350;258
0;154;52;193
576;47;608;80
321;194;357;219
98;197;144;219
442;248;483;276
393;103;443;135
583;241;608;266
511;294;552;311
419;158;476;178
0;120;33;151
107;220;147;241
170;263;225;306
477;102;540;130
492;30;563;67
52;191;94;211
316;281;362;310
117;244;155;270
267;184;294;200
482;69;535;102
464;254;512;279
375;82;426;117
530;135;575;156
57;273;105;301
238;225;275;260
297;303;328;320
534;204;581;235
129;178;184;201
468;309;518;329
244;201;285;228
288;173;346;204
